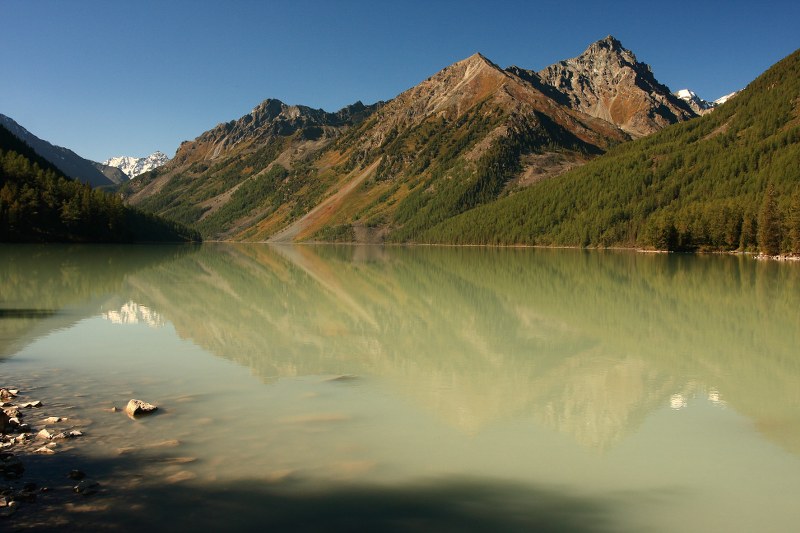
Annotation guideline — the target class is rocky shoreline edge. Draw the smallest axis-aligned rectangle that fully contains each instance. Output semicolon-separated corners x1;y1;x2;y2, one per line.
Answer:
1;386;158;526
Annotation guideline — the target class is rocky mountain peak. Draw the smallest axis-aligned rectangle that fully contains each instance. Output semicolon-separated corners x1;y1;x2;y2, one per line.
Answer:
539;36;695;137
171;97;380;165
594;35;625;53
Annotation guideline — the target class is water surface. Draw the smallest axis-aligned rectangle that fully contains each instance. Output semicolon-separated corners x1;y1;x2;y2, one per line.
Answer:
1;244;799;531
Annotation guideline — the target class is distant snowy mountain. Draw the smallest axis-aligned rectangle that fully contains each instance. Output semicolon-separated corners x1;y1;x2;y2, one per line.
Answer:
675;89;716;115
103;151;169;178
675;89;740;115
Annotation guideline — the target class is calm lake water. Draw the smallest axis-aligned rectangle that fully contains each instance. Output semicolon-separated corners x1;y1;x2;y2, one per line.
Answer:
1;243;800;531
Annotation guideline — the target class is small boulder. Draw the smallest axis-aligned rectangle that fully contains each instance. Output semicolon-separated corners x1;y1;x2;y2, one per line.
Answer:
0;389;17;400
52;430;82;440
36;429;53;440
125;399;158;418
68;470;86;480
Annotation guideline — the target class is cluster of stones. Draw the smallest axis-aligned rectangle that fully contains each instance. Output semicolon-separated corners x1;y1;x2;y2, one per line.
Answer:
1;387;89;518
1;388;160;519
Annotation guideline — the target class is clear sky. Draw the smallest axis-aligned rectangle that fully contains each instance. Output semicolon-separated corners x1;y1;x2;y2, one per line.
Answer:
1;0;798;162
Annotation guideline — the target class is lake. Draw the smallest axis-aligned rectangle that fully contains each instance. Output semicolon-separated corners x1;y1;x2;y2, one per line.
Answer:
1;243;799;531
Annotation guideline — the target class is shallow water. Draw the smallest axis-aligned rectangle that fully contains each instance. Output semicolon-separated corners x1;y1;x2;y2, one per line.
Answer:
1;243;800;531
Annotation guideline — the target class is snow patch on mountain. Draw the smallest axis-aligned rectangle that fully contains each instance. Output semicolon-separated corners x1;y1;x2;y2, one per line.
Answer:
714;91;739;105
103;151;169;178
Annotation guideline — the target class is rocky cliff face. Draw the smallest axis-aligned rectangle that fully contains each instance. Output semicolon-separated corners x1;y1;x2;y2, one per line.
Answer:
538;36;696;137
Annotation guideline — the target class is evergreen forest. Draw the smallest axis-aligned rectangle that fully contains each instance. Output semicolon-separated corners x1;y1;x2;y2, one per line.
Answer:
0;125;200;243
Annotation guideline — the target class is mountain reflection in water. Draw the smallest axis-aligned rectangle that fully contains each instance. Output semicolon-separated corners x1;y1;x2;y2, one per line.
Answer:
4;243;798;455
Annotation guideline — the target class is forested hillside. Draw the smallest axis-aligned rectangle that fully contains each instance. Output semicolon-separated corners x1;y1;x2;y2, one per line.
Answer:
0;125;200;243
423;49;800;254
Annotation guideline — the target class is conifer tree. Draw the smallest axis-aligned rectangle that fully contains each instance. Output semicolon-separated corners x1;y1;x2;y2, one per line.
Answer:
788;189;800;254
757;183;781;255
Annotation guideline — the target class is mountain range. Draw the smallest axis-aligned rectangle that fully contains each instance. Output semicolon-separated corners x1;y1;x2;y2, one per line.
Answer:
103;151;170;179
122;35;706;242
7;34;794;252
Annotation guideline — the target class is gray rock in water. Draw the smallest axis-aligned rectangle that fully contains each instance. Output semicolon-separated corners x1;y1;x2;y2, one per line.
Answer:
125;399;158;417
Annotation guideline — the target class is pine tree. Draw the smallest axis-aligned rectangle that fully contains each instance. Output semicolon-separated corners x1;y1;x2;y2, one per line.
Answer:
757;183;781;255
788;189;800;254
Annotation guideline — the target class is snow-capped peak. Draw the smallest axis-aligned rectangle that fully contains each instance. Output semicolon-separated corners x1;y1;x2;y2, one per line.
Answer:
103;151;169;178
675;89;716;115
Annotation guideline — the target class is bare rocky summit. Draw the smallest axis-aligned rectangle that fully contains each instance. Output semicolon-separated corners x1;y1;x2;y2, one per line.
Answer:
537;35;696;137
171;99;378;166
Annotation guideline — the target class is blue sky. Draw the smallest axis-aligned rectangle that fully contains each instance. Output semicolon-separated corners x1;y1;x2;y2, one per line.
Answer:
1;0;798;162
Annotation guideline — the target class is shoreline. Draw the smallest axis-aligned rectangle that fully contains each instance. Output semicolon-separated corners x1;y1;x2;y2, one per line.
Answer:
204;239;800;260
1;385;95;526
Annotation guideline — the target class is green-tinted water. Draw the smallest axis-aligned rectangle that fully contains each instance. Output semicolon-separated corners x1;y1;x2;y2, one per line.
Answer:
1;244;799;531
